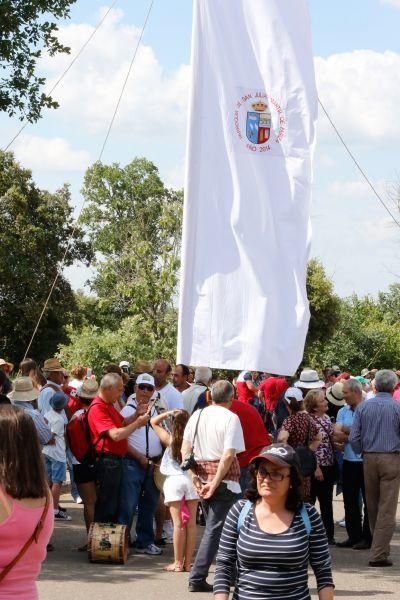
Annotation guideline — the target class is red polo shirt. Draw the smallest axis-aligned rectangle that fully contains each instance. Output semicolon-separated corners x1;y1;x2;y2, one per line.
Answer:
87;396;127;456
229;400;270;467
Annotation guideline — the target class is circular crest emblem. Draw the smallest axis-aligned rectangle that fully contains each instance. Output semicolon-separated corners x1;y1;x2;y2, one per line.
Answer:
233;91;287;154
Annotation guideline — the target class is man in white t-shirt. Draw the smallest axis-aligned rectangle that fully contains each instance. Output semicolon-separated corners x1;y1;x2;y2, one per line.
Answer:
153;358;183;410
118;373;163;556
182;380;245;593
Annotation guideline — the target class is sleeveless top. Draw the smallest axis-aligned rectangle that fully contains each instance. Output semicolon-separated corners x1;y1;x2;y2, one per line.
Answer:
0;487;54;599
160;446;185;476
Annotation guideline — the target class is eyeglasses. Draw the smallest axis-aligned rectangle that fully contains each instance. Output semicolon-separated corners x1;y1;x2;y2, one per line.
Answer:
138;384;154;392
256;467;290;482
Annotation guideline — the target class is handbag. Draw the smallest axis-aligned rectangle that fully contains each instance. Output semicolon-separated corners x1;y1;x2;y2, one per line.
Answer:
0;491;50;583
295;417;317;477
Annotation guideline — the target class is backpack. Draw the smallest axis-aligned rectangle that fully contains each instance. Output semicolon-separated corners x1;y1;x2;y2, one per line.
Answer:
236;500;311;535
66;406;100;463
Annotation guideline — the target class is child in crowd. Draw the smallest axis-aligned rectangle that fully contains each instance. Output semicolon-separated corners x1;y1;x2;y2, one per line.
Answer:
42;392;71;521
151;409;199;572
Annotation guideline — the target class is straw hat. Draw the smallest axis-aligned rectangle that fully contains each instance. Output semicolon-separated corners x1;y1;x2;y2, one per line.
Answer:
77;379;99;400
0;359;14;372
326;382;345;407
43;358;64;372
294;369;325;389
8;377;38;402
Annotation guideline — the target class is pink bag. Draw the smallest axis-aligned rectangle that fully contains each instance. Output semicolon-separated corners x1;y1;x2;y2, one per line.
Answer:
180;497;190;528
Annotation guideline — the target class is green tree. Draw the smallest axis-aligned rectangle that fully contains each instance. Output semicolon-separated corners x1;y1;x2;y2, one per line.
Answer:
303;258;342;368
0;151;91;364
80;158;183;355
0;0;76;122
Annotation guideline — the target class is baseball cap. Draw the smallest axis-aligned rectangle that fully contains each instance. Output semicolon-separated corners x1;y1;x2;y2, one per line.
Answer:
136;373;155;387
49;392;68;410
284;387;303;403
250;443;300;468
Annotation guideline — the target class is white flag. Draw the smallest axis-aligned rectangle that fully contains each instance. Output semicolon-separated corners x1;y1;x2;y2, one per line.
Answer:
177;0;318;375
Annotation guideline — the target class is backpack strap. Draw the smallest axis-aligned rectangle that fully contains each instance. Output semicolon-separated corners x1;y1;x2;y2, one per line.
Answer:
41;382;61;393
237;500;253;533
299;503;312;535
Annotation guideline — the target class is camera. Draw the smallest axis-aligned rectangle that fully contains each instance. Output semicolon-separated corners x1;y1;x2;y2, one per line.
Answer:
180;453;198;472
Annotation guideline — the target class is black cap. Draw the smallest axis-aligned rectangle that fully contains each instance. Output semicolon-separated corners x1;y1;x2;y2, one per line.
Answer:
250;443;300;469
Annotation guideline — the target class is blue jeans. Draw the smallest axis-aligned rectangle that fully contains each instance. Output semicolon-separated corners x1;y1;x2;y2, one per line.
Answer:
118;457;160;547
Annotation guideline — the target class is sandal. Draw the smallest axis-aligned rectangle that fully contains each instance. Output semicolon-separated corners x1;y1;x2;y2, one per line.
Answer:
163;562;185;572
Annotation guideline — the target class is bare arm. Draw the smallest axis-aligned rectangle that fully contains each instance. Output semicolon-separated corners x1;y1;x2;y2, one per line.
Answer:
318;586;334;600
151;410;176;447
277;428;289;443
108;413;150;442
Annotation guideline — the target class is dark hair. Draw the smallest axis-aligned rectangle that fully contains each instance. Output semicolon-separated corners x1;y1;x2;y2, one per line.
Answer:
287;399;304;414
170;410;190;463
175;364;190;377
103;363;123;376
0;369;7;390
19;358;37;376
245;461;304;512
19;357;46;388
0;406;48;498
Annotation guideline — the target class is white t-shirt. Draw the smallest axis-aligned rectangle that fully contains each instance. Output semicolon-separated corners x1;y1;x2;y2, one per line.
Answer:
158;382;183;410
42;409;67;463
183;405;245;493
121;397;163;458
182;383;208;415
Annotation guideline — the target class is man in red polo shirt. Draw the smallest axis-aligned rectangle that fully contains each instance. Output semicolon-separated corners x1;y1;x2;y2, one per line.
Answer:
229;397;271;492
88;372;150;523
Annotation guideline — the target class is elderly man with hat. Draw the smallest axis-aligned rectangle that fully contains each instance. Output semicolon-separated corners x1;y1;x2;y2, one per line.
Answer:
38;358;66;416
8;376;52;446
118;373;165;555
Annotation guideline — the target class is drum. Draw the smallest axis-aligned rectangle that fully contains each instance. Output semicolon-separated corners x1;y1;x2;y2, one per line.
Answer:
88;522;128;564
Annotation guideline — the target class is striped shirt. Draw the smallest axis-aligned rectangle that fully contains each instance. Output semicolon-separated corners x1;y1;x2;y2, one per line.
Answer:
214;499;333;600
349;393;400;455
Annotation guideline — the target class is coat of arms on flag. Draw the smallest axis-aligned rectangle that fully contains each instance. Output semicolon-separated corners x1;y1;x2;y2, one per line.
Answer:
246;101;272;144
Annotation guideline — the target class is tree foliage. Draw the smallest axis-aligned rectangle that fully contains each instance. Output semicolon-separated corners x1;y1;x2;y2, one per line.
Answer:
303;258;341;366
0;0;76;122
80;158;183;347
0;151;91;364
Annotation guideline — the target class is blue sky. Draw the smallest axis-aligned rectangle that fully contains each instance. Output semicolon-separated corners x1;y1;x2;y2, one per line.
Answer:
2;0;399;297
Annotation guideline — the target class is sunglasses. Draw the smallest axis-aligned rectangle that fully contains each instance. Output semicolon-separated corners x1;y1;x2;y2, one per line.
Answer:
256;467;290;482
138;384;154;392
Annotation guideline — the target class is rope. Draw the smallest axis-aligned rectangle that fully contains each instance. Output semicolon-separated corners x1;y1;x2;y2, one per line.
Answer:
3;0;119;152
318;98;400;230
22;0;155;360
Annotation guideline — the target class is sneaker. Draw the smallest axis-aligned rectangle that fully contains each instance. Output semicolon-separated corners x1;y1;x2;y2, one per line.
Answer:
165;536;174;544
54;510;72;521
58;505;68;513
136;543;162;555
336;519;346;527
74;496;83;504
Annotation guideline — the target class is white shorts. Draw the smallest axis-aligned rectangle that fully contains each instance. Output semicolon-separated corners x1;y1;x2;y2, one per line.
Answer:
163;473;199;504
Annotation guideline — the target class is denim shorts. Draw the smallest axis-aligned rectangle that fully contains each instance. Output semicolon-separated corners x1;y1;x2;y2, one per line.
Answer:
44;455;67;484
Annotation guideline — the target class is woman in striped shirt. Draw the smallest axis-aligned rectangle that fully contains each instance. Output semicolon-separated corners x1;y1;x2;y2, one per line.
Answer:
214;443;334;600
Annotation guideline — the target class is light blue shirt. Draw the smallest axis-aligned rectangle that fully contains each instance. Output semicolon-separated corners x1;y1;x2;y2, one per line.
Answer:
38;381;67;424
336;405;362;462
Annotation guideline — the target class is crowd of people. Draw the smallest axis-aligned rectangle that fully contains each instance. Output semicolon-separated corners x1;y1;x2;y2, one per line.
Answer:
0;354;400;599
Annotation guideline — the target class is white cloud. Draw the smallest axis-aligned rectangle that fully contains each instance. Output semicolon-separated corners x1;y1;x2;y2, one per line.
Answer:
381;0;400;8
315;50;400;141
39;8;190;140
13;134;91;172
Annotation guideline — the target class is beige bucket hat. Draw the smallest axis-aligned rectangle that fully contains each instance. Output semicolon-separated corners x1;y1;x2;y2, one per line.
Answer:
8;377;38;402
